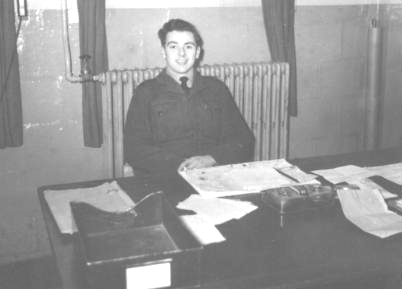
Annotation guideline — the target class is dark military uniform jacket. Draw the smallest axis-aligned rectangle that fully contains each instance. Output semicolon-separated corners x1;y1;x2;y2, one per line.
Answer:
124;69;254;177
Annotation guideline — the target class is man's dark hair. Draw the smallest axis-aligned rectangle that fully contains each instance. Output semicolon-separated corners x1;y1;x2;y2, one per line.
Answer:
158;19;203;48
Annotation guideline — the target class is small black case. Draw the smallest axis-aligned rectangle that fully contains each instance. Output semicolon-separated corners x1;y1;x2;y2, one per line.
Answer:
261;184;336;214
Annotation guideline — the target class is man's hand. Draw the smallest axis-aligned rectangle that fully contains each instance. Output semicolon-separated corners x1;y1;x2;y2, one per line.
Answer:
178;155;217;171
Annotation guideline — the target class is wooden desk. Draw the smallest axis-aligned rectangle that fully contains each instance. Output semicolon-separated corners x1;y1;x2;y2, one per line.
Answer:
39;148;402;289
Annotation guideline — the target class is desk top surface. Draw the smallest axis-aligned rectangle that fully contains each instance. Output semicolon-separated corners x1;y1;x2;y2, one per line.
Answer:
39;148;402;289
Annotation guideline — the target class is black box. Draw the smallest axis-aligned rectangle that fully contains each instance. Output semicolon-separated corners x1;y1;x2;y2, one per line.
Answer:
261;184;336;215
71;191;203;289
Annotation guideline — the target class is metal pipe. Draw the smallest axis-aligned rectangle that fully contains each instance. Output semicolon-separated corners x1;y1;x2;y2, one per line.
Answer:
365;18;382;150
60;0;100;83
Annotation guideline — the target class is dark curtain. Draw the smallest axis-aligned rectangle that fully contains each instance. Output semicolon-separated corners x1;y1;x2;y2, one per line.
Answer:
0;0;23;148
77;0;108;147
261;0;297;116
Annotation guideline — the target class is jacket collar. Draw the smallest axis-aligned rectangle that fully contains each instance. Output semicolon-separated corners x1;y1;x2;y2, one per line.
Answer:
156;69;207;95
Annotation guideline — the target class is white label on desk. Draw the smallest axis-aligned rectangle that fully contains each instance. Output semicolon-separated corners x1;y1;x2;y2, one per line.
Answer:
126;261;171;289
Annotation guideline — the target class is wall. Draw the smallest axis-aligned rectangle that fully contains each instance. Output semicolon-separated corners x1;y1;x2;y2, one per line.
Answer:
0;10;106;264
291;4;402;157
106;8;270;69
380;7;402;147
291;6;369;156
0;2;401;264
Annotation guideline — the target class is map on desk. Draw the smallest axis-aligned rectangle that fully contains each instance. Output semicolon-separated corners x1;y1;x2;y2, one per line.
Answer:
179;159;319;198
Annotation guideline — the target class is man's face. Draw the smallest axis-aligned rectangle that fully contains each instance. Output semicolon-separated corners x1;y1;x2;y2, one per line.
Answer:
162;30;201;79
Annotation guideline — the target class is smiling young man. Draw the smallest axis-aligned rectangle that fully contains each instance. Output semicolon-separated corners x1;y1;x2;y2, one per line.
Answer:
124;19;254;177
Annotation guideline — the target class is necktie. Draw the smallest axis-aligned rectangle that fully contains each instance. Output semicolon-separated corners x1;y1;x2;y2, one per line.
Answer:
179;76;190;94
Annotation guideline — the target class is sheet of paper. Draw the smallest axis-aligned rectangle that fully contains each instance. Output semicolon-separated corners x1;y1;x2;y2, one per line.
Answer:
180;215;226;245
44;181;135;234
179;159;317;198
367;162;402;185
313;165;376;184
313;163;401;198
354;178;398;199
337;188;402;238
177;194;257;225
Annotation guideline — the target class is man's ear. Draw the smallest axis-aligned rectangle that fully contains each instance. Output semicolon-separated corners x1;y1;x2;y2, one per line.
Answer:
196;46;201;59
161;48;166;59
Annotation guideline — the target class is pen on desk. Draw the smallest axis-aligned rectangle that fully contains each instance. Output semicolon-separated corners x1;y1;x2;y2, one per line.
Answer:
175;208;197;216
274;168;299;183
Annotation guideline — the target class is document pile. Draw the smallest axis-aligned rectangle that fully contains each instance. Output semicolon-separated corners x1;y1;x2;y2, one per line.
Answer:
179;159;318;198
44;181;135;234
312;162;402;238
313;163;402;199
177;159;319;244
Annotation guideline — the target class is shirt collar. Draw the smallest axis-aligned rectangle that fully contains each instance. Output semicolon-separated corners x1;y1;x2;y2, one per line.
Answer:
156;69;207;94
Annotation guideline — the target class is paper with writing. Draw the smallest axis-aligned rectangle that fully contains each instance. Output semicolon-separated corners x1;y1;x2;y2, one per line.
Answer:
353;178;398;199
367;162;402;185
312;163;401;198
313;165;375;184
337;188;402;238
179;159;318;198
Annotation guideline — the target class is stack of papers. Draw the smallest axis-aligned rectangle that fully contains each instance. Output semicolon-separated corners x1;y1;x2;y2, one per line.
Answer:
312;162;402;238
177;159;320;244
312;162;402;186
179;159;318;198
312;163;402;199
44;181;135;234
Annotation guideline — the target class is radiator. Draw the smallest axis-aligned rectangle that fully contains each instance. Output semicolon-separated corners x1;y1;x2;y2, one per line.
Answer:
98;62;289;178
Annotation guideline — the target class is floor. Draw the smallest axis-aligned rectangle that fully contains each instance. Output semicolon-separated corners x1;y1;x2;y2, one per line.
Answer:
0;256;61;289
